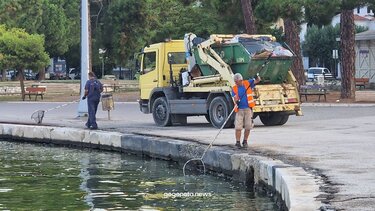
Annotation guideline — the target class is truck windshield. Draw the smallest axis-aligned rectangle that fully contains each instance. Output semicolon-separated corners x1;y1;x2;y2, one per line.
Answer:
168;52;186;64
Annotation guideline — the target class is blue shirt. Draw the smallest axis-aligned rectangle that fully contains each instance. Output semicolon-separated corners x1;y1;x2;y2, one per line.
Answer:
85;79;103;100
232;79;255;109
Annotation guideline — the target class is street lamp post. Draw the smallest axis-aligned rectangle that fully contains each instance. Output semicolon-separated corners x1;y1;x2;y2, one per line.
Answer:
333;49;338;78
77;0;90;117
101;58;104;78
99;48;106;78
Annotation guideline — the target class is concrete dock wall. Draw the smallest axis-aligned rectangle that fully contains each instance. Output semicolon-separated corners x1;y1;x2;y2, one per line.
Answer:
0;123;323;210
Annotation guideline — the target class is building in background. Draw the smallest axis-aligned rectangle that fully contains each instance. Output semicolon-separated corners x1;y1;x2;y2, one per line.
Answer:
354;30;375;83
300;6;374;78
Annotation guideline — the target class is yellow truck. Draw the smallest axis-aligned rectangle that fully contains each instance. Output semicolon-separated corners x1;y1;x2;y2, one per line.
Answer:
137;34;302;128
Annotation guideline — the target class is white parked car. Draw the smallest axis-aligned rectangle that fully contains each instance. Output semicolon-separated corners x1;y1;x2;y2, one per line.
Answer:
307;67;334;81
103;75;116;80
6;70;15;80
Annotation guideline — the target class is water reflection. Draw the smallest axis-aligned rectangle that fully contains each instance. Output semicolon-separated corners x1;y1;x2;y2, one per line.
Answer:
0;141;277;210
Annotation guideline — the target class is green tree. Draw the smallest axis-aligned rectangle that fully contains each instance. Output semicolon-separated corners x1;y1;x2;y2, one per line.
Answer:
255;0;305;86
0;0;79;78
39;2;69;57
99;0;147;70
0;0;44;32
304;0;340;27
145;0;225;41
0;25;49;99
204;0;246;34
303;25;340;70
60;0;81;71
303;24;368;76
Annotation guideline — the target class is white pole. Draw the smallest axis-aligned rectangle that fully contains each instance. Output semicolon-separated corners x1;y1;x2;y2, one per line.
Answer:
78;0;89;116
101;58;104;78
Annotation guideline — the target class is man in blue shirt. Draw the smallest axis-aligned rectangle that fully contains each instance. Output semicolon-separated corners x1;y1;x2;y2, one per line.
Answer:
232;73;260;148
82;72;103;130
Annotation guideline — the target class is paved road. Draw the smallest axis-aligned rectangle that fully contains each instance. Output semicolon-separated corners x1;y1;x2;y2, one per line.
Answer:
1;101;375;210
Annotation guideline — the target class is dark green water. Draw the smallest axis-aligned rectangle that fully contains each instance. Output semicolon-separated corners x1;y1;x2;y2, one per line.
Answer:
0;141;278;210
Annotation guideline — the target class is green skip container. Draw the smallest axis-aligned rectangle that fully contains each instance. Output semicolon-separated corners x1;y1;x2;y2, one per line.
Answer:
193;42;293;84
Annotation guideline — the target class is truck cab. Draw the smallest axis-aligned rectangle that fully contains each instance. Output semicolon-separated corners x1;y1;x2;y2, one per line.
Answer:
138;40;187;113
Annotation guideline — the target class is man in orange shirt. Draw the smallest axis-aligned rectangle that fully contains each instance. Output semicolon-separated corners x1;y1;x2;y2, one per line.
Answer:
232;73;261;148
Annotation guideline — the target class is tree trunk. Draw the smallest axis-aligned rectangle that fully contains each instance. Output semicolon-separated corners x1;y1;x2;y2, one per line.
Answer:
240;0;257;34
1;70;6;82
18;70;26;101
284;18;305;86
340;10;355;99
38;69;46;80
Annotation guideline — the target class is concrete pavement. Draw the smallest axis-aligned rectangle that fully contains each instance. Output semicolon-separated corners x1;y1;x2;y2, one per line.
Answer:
1;101;375;210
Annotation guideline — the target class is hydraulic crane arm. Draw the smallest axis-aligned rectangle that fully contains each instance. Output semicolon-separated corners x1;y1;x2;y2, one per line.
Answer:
195;35;235;87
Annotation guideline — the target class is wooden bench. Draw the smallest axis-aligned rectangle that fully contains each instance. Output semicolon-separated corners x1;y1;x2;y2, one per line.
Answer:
299;85;327;102
25;87;46;101
355;78;369;90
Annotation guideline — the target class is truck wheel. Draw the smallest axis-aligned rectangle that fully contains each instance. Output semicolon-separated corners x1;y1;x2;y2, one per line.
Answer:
209;96;232;128
152;97;172;126
259;113;289;126
278;115;289;125
205;114;211;123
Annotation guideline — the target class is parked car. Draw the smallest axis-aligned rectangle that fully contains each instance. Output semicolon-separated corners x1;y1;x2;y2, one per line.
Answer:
103;75;117;80
6;71;14;80
50;71;67;80
68;68;80;80
307;67;334;81
24;72;36;80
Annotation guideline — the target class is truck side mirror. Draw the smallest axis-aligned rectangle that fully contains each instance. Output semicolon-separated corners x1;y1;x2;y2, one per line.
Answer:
168;53;175;64
134;52;143;74
135;59;140;71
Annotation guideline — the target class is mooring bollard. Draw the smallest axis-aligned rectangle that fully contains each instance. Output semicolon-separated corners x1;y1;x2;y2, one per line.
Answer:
101;93;114;120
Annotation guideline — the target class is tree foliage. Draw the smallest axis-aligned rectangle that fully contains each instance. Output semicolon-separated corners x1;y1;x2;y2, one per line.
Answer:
303;25;340;69
0;0;78;58
304;0;340;27
303;24;368;70
255;0;305;86
99;0;147;67
0;25;49;98
1;0;372;98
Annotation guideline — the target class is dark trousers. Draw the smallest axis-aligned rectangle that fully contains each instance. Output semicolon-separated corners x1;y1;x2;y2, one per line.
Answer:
86;97;99;128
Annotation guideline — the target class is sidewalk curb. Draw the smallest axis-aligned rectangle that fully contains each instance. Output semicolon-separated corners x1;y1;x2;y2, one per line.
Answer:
0;123;324;210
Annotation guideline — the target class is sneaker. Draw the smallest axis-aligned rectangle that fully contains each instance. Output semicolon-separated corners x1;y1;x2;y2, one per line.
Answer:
242;141;248;149
235;141;241;148
90;126;98;130
85;123;90;129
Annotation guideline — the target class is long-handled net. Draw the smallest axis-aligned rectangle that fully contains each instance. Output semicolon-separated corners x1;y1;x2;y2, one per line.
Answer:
182;52;272;176
31;99;80;124
183;106;236;176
